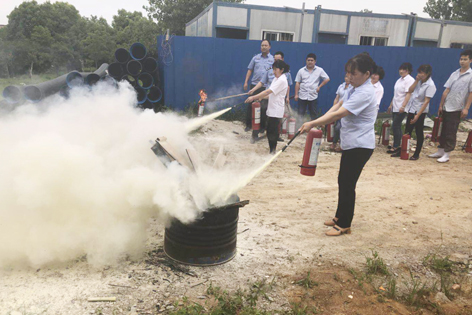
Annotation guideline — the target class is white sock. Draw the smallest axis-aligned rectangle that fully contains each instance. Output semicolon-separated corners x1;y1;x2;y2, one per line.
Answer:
438;148;445;155
438;152;450;162
429;148;445;158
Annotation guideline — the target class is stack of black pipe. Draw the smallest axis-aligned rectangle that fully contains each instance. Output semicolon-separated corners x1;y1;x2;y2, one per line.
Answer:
2;63;111;105
109;43;162;112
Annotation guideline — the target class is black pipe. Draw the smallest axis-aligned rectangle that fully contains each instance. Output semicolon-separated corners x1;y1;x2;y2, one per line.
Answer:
2;85;24;104
136;86;147;104
147;86;162;103
137;72;153;89
108;62;124;79
121;74;137;86
129;43;147;60
24;73;72;102
100;75;118;88
85;63;109;86
127;60;142;76
66;71;88;88
142;57;158;73
115;48;130;64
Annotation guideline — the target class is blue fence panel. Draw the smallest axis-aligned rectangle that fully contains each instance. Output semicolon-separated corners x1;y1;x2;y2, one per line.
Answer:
157;36;470;118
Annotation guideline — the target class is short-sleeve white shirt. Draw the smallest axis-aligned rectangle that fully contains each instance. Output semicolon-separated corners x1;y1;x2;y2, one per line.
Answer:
372;81;384;110
267;74;288;118
405;77;437;114
340;80;378;150
295;66;330;101
392;75;415;112
336;82;349;100
443;68;472;112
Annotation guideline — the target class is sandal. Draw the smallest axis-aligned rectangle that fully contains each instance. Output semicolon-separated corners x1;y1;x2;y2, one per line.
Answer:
324;218;338;226
387;147;400;154
409;156;419;161
325;225;351;236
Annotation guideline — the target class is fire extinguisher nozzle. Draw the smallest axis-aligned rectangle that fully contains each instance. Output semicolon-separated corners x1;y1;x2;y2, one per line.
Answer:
281;130;301;152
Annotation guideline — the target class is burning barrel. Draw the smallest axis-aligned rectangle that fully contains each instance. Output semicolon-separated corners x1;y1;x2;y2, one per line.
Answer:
164;199;249;266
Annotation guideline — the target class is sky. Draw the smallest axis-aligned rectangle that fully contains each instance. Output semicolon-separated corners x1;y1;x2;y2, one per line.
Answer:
0;0;429;25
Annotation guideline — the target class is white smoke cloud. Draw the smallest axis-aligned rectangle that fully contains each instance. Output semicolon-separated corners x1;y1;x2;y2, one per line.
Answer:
0;82;268;268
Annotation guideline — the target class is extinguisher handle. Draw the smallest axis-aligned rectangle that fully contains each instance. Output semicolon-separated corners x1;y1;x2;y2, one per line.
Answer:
282;130;301;152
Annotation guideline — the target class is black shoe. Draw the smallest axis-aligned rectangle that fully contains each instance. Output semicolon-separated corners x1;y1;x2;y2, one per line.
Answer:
277;137;284;142
387;147;400;154
250;137;255;144
259;128;266;134
245;126;251;132
409;155;419;161
391;151;401;157
387;145;393;150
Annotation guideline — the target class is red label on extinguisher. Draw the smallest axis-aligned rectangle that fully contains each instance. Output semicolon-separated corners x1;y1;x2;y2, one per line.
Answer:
308;138;322;166
254;107;261;124
288;120;296;134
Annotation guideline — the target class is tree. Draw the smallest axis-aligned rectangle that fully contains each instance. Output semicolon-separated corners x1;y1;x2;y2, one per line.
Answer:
424;0;472;21
144;0;244;36
81;17;116;68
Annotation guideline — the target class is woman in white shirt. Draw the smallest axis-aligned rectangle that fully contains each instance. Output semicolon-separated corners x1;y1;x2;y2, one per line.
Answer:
331;74;351;151
246;60;289;154
299;54;377;236
371;66;385;110
394;64;437;160
387;63;415;154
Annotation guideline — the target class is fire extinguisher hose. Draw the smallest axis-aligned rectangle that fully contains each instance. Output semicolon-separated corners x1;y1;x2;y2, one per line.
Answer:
281;130;301;152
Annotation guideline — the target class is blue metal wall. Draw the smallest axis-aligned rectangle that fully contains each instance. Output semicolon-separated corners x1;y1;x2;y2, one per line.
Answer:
158;36;471;118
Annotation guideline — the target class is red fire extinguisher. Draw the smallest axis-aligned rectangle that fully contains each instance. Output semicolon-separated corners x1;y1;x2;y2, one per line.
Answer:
431;117;443;142
465;130;472;153
300;128;323;176
400;134;411;160
326;122;334;142
381;120;391;146
252;101;261;131
282;113;289;135
288;117;296;139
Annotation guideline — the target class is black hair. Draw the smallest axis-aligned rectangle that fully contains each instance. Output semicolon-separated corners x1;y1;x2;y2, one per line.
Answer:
373;66;385;80
306;53;317;61
417;64;432;80
460;49;472;59
399;62;413;74
262;39;271;46
361;51;370;56
273;60;290;74
344;53;377;76
274;51;284;59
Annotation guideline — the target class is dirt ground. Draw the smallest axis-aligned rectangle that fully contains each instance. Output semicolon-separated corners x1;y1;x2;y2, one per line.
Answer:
1;119;472;315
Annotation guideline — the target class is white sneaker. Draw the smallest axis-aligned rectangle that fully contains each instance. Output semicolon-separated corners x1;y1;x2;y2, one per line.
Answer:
437;152;450;163
429;148;444;158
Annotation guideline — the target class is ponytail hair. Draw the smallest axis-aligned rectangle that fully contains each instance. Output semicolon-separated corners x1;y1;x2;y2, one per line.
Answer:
273;60;290;74
345;53;377;76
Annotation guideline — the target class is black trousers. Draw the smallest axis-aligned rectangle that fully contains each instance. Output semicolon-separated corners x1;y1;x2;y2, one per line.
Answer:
439;111;461;152
267;116;281;153
335;148;373;228
246;85;266;128
404;112;426;158
297;99;318;121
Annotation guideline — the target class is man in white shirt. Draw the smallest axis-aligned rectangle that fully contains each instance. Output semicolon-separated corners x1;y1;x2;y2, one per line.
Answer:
387;63;415;153
371;66;385;110
295;53;330;125
429;50;472;163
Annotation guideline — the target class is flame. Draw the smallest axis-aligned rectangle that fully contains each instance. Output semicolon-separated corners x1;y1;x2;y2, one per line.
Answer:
198;89;207;103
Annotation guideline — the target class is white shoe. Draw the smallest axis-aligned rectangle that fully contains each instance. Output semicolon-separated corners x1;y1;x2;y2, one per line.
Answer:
429;148;444;158
437;152;450;163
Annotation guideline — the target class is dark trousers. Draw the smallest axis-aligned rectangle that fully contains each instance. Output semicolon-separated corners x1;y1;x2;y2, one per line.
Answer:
404;112;426;157
297;99;318;121
267;116;281;153
335;148;373;228
246;85;265;128
392;112;406;148
333;120;341;144
439;111;461;152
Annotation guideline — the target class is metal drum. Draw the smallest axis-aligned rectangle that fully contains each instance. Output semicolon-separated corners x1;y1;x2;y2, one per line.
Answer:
164;199;248;266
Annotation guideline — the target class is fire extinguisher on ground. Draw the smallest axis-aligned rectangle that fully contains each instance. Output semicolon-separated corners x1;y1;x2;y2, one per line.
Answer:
381;120;391;146
300;128;323;176
326;122;334;142
464;130;472;153
282;113;289;135
288;117;296;139
252;101;261;131
401;134;411;160
431;117;443;142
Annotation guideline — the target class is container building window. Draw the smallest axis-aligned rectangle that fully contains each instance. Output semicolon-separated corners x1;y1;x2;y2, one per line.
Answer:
262;31;294;42
450;43;472;49
359;36;388;46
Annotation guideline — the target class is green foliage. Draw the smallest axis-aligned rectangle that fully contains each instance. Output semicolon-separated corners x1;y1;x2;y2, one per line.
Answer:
144;0;243;36
423;253;453;273
295;272;319;289
424;0;472;22
366;250;390;276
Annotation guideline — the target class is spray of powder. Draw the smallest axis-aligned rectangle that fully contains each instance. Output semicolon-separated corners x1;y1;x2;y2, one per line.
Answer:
0;82;275;268
185;107;232;132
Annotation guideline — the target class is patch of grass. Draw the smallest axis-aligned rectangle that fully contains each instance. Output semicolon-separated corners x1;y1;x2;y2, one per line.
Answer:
386;277;397;299
289;302;319;314
366;250;390;276
403;271;430;306
423;253;453;273
295;272;319;289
